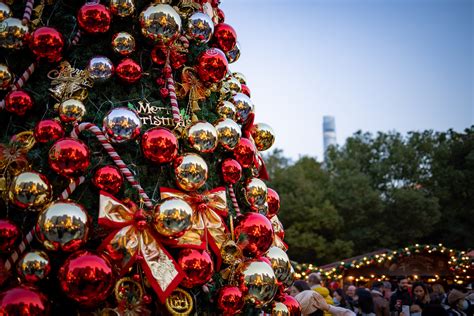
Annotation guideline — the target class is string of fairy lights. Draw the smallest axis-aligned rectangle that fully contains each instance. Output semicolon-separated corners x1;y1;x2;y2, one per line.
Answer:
293;244;473;284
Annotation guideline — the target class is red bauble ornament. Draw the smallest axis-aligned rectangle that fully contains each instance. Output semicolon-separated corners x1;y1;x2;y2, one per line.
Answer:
212;23;237;53
48;138;90;177
141;127;178;164
216;8;225;23
241;84;251;97
160;87;169;98
196;48;228;83
266;188;280;218
0;219;19;253
77;3;111;34
221;158;242;184
233;138;256;168
0;286;49;316
58;251;114;307
34;119;65;143
151;45;187;69
234;212;274;258
5;90;34;116
279;294;302;316
29;27;64;62
116;58;142;84
217;285;244;315
92;165;123;194
177;249;214;288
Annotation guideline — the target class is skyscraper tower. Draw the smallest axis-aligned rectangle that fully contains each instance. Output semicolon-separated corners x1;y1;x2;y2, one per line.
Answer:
323;116;336;159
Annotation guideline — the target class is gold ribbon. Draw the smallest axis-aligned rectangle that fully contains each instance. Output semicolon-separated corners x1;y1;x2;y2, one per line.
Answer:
176;67;209;114
160;187;229;267
98;192;183;303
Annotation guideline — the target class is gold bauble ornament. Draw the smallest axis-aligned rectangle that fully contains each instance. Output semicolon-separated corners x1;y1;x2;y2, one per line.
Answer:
0;3;11;22
272;302;290;316
265;246;292;286
0;17;29;49
233;260;278;308
226;77;242;94
8;171;52;210
111;32;136;56
231;93;254;124
36;200;90;252
0;63;13;90
226;42;241;64
165;288;193;316
110;0;135;17
17;250;51;283
154;198;193;238
139;4;181;44
251;123;275;152
187;121;218;153
58;99;86;123
244;177;268;210
174;153;208;191
214;118;241;151
232;72;247;85
216;101;236;120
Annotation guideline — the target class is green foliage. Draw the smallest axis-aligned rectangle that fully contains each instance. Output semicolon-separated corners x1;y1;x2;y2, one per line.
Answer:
265;127;474;264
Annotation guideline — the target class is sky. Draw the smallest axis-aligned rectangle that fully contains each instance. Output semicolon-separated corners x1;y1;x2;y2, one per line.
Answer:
220;0;473;160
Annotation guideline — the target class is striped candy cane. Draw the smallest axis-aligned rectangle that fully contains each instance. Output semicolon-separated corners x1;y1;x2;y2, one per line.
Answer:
228;185;241;216
4;176;86;272
164;57;181;124
71;123;153;208
0;63;37;110
22;0;35;24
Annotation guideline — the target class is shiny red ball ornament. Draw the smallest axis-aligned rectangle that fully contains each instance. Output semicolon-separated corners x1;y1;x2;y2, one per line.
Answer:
221;158;242;184
141;127;178;164
58;251;114;307
216;8;225;23
5;90;34;116
29;27;64;62
217;285;244;315
0;286;49;316
151;45;187;69
177;249;214;288
196;48;228;83
212;23;237;53
92;165;123;194
241;84;251;97
48;138;90;177
34;119;65;143
233;138;256;168
266;188;280;218
0;219;19;253
234;212;274;258
116;58;142;84
77;3;111;34
279;294;302;316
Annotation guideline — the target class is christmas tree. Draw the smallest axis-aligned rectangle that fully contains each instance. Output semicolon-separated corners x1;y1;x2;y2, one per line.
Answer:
0;1;300;315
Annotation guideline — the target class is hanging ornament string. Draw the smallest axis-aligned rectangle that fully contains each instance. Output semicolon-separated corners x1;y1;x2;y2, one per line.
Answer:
71;122;153;208
22;0;35;24
4;176;86;272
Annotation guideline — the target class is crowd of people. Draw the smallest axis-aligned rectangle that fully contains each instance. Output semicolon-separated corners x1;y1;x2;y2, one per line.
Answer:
289;274;473;316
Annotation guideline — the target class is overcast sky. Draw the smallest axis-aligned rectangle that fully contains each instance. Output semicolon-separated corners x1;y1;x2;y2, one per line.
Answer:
220;0;473;160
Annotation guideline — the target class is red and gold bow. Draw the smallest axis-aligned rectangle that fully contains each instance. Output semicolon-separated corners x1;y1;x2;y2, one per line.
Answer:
176;67;209;121
0;131;34;176
270;215;287;251
98;192;183;303
160;187;229;269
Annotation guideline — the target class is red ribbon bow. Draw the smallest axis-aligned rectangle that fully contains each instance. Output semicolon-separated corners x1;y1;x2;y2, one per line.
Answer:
98;191;183;302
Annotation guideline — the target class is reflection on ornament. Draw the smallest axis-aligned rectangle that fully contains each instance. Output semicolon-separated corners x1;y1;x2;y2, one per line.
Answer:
0;64;13;90
139;4;181;44
110;0;135;17
58;99;86;123
111;32;136;56
186;12;214;44
103;107;142;143
17;250;50;284
87;56;114;82
8;171;52;210
0;18;29;49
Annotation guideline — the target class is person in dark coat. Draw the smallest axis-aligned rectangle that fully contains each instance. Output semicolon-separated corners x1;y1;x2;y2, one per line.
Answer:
389;276;413;315
371;281;389;316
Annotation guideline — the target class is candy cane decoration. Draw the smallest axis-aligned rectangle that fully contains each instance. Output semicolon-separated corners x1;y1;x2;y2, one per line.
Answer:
228;185;241;216
164;58;182;124
71;123;153;208
4;176;86;272
0;63;37;110
22;0;35;25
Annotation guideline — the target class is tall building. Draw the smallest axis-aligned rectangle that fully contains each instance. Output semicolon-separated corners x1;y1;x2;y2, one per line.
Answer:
323;116;336;159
